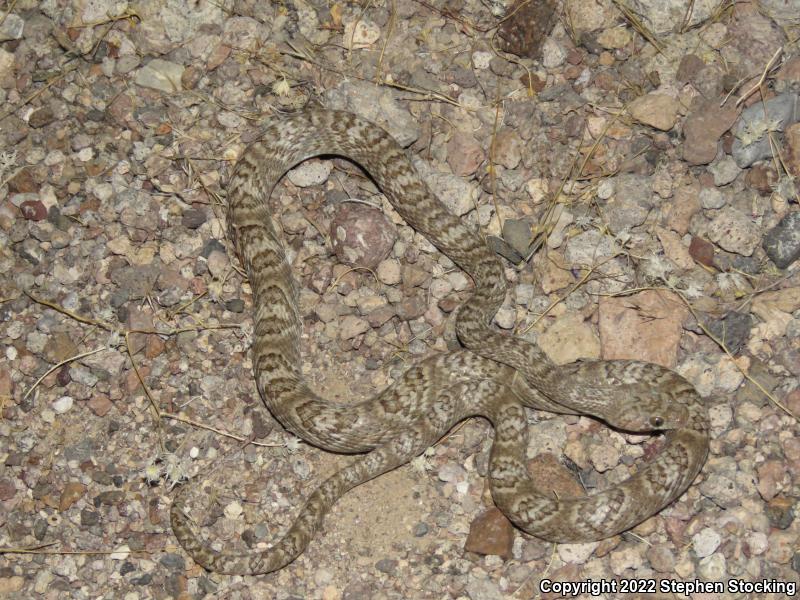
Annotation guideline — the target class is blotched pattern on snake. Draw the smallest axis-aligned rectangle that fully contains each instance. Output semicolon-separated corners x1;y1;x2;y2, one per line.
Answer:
171;110;709;575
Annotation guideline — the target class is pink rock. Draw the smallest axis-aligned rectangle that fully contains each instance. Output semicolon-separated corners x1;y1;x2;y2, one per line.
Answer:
756;460;789;501
447;131;484;176
330;203;396;268
682;101;740;165
599;290;688;368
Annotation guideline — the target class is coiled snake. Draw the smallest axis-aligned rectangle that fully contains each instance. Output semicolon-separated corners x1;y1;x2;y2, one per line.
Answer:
171;109;709;575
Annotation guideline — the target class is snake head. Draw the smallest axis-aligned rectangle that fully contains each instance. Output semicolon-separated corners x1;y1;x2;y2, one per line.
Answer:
605;396;690;433
563;360;698;433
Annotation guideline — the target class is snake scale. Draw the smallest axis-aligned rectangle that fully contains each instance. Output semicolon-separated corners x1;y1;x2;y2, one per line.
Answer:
171;109;709;575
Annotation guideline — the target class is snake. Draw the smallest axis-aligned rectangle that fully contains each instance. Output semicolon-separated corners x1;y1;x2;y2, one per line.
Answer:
170;109;709;575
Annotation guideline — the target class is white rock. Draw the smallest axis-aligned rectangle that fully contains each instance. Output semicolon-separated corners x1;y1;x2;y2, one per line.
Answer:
447;271;469;291
287;159;332;187
0;13;23;41
110;545;131;560
697;552;726;580
745;531;768;555
224;500;243;520
541;38;566;69
494;306;516;329
692;527;721;558
699;187;726;209
339;315;370;340
52;396;74;414
472;51;493;70
609;546;643;575
558;541;599;563
342;19;380;50
376;259;402;285
589;443;620;473
134;59;185;93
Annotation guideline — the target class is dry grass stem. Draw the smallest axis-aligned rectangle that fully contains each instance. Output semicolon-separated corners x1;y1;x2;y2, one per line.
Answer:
735;46;783;107
161;413;287;448
520;254;620;335
0;0;18;29
611;0;663;53
22;347;109;401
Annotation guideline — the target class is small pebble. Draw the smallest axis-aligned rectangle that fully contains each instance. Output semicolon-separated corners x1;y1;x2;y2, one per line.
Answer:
52;396;74;414
692;527;722;558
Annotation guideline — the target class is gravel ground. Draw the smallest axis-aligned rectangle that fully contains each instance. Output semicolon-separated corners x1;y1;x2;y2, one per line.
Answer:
1;1;799;599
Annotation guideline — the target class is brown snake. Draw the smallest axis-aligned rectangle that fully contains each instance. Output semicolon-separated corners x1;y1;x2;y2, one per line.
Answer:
171;109;709;575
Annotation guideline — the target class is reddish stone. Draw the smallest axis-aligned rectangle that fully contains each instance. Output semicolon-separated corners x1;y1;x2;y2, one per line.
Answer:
665;185;702;235
564;64;582;80
566;48;583;65
776;56;800;85
519;71;546;93
87;395;113;417
7;169;37;193
59;482;86;512
786;389;800;417
465;507;514;559
541;564;581;600
757;460;789;501
438;296;459;313
599;290;688;368
682;101;740;165
85;160;106;177
663;516;688;545
689;236;715;267
330;203;396;269
206;44;231;71
745;164;779;194
19;199;47;221
0;479;15;501
594;536;621;558
446;131;484;177
593;71;615;91
126;365;150;393
0;369;12;399
527;453;584;497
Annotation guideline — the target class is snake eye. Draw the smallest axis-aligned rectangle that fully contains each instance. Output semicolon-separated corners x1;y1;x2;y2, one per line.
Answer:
651;416;665;428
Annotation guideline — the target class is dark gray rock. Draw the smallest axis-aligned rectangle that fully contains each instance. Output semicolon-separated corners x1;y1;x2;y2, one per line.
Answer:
706;312;752;354
763;211;800;268
225;298;245;313
159;553;187;571
606;174;655;231
182;208;207;229
732;94;800;168
502;218;535;256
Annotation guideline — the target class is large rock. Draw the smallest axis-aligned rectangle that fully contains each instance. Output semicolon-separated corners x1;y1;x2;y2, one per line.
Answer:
599;290;688;367
629;93;681;131
330;203;397;268
496;0;557;59
732;94;800;168
625;0;719;34
707;206;760;256
683;101;740;165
